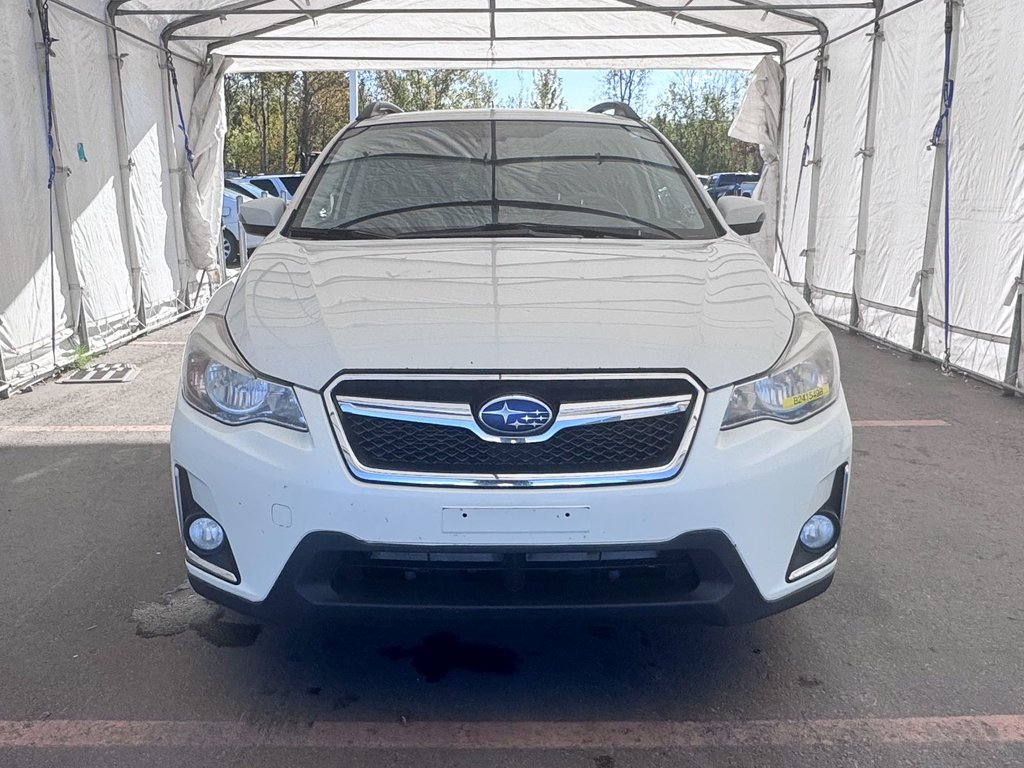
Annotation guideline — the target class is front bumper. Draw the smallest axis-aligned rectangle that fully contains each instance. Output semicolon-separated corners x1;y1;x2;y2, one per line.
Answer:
188;530;835;625
171;384;852;623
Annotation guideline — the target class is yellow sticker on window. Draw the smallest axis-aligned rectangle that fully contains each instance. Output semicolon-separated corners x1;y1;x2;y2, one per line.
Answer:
783;383;830;410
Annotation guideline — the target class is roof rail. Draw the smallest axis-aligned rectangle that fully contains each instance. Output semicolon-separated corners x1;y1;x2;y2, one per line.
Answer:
587;101;641;121
356;101;404;121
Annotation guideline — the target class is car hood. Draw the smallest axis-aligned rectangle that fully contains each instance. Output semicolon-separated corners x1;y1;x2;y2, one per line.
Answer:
224;237;794;390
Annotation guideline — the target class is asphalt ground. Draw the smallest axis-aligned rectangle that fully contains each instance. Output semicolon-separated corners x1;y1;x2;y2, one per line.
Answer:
1;317;1023;767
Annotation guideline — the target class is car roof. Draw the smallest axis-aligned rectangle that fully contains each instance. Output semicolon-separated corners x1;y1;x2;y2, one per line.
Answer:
359;108;641;127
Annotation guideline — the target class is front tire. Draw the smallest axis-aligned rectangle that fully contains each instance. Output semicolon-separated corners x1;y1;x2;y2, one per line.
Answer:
222;229;240;267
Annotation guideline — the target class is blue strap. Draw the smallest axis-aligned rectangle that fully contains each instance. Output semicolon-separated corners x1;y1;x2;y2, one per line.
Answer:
167;54;195;174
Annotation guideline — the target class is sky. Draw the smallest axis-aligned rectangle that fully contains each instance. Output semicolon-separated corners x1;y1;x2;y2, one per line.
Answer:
488;69;679;113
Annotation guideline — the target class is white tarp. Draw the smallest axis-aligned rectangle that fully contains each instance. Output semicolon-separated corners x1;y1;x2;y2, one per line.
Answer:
2;0;1023;393
858;0;943;352
0;0;75;382
729;55;782;266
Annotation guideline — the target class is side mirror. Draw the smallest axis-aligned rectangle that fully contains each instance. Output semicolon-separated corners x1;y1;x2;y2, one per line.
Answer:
717;196;765;236
240;196;286;237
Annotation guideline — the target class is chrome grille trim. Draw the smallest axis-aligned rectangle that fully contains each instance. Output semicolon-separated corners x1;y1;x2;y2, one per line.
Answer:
324;373;705;488
337;394;693;445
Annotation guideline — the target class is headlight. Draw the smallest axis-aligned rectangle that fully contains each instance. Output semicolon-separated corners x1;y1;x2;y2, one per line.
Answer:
182;314;307;431
721;312;839;429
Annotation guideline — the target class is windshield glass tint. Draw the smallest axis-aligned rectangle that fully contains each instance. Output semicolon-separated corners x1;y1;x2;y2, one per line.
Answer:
291;119;720;239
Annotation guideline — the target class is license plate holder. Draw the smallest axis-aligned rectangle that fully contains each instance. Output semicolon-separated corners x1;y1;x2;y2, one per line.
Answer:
442;506;591;534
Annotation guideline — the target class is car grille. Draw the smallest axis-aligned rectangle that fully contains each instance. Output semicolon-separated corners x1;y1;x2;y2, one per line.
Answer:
330;375;703;487
342;411;685;474
318;547;703;607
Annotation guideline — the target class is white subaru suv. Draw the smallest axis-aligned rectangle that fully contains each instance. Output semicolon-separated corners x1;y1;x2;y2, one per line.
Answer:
172;103;852;624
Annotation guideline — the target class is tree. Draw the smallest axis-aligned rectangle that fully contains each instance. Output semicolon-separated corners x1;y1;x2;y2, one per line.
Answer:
648;71;759;175
502;71;532;109
224;71;358;175
602;69;650;112
531;69;566;110
365;70;496;111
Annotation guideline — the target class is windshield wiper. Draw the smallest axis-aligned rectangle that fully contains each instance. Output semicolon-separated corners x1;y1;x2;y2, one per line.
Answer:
322;199;683;240
404;222;662;239
287;225;394;240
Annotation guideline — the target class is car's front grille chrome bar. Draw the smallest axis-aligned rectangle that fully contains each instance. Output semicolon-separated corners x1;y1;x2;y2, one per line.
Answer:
337;394;693;445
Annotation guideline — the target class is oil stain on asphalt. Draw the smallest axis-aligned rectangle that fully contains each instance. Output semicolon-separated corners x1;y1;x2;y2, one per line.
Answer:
380;631;522;682
132;584;262;648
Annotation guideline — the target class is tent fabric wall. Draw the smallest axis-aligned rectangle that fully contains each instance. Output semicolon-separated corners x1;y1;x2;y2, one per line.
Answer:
857;0;943;351
806;32;870;324
119;37;190;323
1;0;76;385
49;7;137;345
923;0;1024;381
774;52;818;287
1;0;1023;395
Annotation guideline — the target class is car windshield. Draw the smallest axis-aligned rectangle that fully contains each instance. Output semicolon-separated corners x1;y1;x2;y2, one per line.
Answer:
289;118;721;240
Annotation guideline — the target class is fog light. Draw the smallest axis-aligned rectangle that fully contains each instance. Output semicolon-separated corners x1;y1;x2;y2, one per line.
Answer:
188;517;225;552
799;514;836;551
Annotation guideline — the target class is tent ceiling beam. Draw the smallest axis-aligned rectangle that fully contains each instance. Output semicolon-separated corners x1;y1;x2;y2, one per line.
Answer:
182;0;788;60
119;3;875;17
223;52;776;63
720;0;827;40
46;0;198;65
607;0;783;57
173;31;815;42
785;0;929;63
159;0;282;45
205;0;378;54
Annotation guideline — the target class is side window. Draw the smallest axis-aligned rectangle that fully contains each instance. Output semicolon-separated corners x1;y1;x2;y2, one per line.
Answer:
282;176;303;195
251;179;279;197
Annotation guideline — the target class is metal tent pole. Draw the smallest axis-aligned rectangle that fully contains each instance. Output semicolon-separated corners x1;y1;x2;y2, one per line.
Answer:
850;4;885;328
1003;261;1024;394
913;0;962;356
31;0;87;349
773;59;787;277
349;70;359;122
105;5;146;327
0;347;9;399
802;48;829;305
158;50;195;308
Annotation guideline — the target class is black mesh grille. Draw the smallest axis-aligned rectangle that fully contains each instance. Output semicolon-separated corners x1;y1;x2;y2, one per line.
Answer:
341;411;688;474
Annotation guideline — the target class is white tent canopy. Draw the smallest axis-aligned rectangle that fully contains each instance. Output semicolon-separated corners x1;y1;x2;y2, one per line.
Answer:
2;0;1022;396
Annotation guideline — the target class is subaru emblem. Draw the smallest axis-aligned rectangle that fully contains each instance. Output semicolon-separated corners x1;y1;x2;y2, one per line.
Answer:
477;395;554;436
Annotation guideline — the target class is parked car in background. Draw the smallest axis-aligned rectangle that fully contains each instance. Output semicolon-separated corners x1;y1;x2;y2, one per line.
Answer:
175;103;851;626
221;179;268;266
706;172;760;201
244;174;305;202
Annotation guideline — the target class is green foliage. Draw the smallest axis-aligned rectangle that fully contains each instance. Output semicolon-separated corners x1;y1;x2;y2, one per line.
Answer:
648;71;761;175
222;68;761;178
224;71;354;175
224;70;494;174
601;69;650;113
72;343;93;370
365;70;496;111
531;70;566;110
